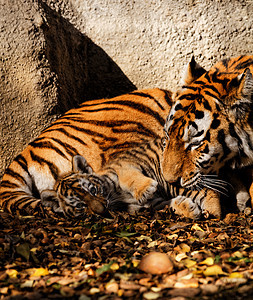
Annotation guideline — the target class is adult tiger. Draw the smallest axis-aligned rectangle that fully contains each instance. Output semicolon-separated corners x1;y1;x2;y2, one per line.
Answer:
0;88;220;219
162;55;253;215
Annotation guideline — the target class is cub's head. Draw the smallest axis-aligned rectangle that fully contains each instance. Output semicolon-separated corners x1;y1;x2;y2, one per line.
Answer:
162;56;253;192
41;155;108;218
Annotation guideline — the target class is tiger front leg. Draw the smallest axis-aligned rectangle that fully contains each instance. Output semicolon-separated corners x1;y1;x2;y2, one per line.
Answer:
169;189;221;219
198;189;221;219
112;163;158;205
170;196;202;219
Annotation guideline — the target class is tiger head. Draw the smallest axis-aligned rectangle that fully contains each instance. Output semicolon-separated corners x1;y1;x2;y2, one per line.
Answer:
162;55;253;192
41;155;109;218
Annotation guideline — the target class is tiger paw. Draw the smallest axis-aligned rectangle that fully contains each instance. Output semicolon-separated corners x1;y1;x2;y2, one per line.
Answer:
170;196;202;219
136;179;158;205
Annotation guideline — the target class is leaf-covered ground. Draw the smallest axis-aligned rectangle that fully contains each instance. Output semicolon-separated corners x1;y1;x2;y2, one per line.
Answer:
1;207;253;300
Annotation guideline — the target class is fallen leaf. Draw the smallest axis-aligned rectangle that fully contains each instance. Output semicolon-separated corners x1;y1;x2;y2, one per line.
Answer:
16;243;30;261
181;258;197;268
199;257;214;266
143;291;161;299
203;265;225;276
31;268;49;277
6;269;18;278
191;224;204;232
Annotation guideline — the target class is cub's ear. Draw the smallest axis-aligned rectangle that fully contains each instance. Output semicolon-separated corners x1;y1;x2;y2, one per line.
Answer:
230;68;253;119
41;189;62;213
181;56;206;87
237;68;253;99
72;155;93;174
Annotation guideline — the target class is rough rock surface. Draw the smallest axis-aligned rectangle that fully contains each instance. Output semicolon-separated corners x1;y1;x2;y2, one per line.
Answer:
1;0;253;177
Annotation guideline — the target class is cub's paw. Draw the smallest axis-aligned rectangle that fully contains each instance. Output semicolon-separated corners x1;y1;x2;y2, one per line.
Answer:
170;196;202;219
136;179;158;205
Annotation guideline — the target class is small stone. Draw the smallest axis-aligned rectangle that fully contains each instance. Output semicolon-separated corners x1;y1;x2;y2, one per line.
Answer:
139;252;174;275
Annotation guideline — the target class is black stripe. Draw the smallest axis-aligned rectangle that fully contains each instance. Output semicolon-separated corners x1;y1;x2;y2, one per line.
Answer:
44;123;118;142
205;85;221;96
30;140;69;160
222;58;229;68
79;107;123;113
211;71;230;86
235;58;253;70
79;100;165;126
15;154;29;174
204;72;211;83
229;123;242;145
217;129;231;160
160;89;173;106
230;56;244;68
178;93;198;101
59;118;159;139
203;100;212;111
29;151;59;180
42;127;87;146
204;90;219;100
0;180;20;189
3;168;28;186
130;91;166;111
50;137;79;157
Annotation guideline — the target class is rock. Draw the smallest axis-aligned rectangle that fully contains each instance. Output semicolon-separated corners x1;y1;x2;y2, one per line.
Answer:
139;252;174;275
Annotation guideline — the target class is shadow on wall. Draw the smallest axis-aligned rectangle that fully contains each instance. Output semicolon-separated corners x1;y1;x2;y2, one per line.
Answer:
40;1;136;115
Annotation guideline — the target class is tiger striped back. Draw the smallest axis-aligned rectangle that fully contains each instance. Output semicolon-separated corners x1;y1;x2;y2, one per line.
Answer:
0;89;173;214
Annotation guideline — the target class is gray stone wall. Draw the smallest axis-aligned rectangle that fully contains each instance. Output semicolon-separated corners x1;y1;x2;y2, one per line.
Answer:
0;0;252;177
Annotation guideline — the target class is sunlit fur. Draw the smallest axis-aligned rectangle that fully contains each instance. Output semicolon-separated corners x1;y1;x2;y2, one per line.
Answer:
0;87;220;219
0;88;173;215
163;55;253;214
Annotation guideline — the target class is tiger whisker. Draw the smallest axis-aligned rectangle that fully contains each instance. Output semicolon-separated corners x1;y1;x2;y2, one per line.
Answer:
199;181;229;197
200;179;230;191
201;175;233;189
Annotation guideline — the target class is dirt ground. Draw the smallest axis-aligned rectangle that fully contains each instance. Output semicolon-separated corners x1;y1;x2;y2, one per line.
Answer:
1;207;253;300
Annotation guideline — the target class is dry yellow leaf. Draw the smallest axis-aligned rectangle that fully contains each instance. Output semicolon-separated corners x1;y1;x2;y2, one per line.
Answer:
229;272;244;278
174;278;199;288
181;258;197;268
89;287;100;294
232;251;244;258
31;268;49;277
175;243;191;253
105;281;119;293
132;260;140;268
203;265;225;276
175;253;188;262
166;234;178;240
110;262;120;270
191;224;204;232
148;241;158;248
199;257;214;266
6;269;18;278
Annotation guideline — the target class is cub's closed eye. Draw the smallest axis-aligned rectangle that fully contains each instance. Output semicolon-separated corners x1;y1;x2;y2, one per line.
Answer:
88;185;97;196
76;202;85;209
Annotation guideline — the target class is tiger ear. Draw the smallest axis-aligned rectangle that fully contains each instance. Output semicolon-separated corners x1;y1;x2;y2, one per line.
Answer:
72;155;93;174
181;56;206;87
237;68;253;99
230;68;253;119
